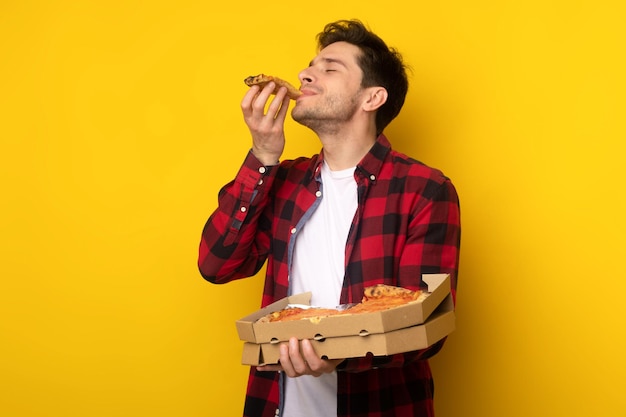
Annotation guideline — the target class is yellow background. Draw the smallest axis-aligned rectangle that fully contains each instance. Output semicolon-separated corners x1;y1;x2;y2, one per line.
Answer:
1;1;625;416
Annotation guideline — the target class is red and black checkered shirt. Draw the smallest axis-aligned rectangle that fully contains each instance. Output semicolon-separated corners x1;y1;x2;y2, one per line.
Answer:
198;134;461;417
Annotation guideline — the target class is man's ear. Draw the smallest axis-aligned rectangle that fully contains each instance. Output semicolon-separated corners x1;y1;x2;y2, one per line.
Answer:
362;87;388;112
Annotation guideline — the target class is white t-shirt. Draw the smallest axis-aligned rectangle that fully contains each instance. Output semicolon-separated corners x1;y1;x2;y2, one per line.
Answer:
283;162;358;417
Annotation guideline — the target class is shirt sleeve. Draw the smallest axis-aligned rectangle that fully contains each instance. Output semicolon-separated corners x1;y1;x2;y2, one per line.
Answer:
197;151;277;284
339;178;461;372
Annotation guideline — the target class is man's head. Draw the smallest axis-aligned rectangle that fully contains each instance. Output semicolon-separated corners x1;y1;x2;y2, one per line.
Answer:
316;20;408;135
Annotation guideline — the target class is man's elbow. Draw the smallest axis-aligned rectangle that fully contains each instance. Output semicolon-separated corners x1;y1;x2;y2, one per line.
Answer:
197;258;221;284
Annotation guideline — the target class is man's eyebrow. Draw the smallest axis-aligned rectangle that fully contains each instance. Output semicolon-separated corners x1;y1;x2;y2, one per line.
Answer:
309;57;349;68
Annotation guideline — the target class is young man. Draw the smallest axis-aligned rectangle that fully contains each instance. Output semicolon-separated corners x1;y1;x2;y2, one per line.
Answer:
198;20;461;417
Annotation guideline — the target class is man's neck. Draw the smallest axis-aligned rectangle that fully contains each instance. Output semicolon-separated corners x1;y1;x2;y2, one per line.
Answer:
320;138;375;171
317;124;378;171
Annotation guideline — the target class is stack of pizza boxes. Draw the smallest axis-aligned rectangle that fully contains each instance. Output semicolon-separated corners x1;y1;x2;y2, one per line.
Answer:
235;274;455;366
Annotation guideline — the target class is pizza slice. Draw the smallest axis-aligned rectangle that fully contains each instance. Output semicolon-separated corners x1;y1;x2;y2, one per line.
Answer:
362;284;423;302
244;74;302;100
347;284;425;314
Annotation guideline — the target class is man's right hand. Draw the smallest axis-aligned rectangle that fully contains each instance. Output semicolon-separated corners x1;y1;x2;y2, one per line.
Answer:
241;81;291;166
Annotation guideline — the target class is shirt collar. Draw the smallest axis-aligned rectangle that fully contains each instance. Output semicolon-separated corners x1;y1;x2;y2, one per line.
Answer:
356;134;391;183
314;134;391;182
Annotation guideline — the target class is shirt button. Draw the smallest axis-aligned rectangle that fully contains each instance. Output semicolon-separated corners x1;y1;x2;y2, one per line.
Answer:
290;227;297;234
258;179;264;185
370;174;376;181
259;167;267;174
240;206;247;213
315;190;322;197
275;409;280;416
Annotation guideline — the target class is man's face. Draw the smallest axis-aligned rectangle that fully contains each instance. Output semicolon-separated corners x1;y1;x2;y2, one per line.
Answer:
291;41;365;134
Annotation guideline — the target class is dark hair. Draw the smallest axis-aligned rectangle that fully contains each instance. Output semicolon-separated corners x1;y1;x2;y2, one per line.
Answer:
317;20;409;135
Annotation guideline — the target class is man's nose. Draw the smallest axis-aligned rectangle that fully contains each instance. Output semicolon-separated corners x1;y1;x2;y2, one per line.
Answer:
298;68;314;84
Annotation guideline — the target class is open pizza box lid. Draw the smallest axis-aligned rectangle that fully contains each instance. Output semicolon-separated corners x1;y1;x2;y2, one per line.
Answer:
236;273;451;344
241;294;455;366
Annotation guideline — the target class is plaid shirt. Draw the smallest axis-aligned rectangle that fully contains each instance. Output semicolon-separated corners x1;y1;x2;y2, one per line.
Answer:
199;134;461;417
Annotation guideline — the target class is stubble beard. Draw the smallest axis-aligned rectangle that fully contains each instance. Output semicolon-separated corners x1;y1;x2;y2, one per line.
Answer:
292;93;361;136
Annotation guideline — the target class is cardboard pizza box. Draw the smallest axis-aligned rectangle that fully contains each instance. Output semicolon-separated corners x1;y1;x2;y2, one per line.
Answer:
241;294;455;366
236;274;451;344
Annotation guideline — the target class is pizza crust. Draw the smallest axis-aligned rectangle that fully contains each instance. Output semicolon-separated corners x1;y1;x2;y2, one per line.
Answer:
244;74;302;100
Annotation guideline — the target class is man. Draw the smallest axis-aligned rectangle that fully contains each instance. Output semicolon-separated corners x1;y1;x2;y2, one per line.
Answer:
198;19;461;417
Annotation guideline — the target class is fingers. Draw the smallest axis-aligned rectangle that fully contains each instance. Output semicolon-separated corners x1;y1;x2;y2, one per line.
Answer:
261;338;341;378
265;87;290;121
300;339;324;375
241;82;289;165
301;340;344;375
241;82;289;120
278;338;310;377
256;363;283;373
273;89;291;124
240;82;268;113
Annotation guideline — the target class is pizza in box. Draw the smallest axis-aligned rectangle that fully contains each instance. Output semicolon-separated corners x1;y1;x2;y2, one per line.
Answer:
258;284;428;324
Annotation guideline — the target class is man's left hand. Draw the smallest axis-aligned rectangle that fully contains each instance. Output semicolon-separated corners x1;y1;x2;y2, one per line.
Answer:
256;337;344;377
